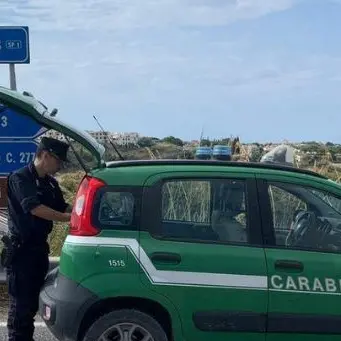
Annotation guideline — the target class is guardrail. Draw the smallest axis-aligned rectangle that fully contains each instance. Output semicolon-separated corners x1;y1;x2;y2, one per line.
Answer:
0;257;60;284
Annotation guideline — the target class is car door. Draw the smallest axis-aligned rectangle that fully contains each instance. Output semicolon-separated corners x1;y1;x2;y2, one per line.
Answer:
256;173;341;341
0;86;105;167
139;170;268;341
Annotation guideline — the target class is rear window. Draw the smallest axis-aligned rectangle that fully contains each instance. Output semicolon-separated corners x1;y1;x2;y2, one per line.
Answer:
92;187;140;230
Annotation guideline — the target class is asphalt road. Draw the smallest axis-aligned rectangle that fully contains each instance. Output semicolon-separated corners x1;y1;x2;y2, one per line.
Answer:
0;304;58;341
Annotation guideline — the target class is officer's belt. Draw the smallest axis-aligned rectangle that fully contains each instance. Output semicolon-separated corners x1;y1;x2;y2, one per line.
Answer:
7;233;49;252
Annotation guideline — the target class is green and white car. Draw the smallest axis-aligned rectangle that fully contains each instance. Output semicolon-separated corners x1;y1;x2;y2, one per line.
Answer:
2;87;341;341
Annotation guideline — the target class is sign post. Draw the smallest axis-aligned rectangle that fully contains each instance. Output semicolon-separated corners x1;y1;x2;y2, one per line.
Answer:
0;27;39;208
0;26;30;90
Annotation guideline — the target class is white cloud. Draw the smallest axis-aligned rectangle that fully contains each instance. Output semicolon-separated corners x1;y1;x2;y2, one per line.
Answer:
0;0;301;98
0;0;298;32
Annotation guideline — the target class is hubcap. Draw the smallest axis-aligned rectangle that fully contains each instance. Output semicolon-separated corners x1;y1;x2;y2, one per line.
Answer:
98;322;155;341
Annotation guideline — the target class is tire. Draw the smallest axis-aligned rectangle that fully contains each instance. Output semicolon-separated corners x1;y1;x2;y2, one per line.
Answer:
82;309;169;341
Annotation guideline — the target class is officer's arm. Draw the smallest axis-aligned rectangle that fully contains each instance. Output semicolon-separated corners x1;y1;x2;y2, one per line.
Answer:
52;177;72;213
8;173;70;222
31;205;71;222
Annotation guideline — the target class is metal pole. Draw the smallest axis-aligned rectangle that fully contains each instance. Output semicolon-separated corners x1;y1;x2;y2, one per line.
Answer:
9;63;17;90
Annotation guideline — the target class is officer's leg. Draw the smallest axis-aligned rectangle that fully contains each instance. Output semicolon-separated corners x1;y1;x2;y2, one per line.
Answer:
30;253;49;324
7;253;48;341
7;268;36;341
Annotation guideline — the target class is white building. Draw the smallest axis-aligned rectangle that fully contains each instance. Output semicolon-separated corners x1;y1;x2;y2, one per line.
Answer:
111;132;140;146
86;130;112;144
36;129;140;147
86;131;140;146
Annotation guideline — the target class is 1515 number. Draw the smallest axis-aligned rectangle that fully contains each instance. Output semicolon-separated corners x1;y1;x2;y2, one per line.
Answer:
108;260;126;267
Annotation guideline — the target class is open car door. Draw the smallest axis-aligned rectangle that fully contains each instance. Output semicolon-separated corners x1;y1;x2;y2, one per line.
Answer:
0;86;106;170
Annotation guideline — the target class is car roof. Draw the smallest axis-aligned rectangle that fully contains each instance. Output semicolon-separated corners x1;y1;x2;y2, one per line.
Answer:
91;159;329;186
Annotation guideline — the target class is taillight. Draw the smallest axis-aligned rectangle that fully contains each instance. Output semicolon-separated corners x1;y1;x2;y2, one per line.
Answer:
69;176;105;236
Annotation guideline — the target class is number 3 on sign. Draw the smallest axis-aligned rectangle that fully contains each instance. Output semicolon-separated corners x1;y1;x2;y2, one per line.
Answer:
108;260;126;267
1;115;8;128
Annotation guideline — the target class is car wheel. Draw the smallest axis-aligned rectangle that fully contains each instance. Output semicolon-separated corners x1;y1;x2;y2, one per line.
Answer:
82;309;168;341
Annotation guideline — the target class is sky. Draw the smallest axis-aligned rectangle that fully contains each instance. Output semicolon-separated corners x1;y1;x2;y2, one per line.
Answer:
0;0;341;143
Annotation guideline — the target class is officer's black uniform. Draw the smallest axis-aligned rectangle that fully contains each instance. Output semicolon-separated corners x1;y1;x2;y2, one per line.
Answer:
5;137;70;341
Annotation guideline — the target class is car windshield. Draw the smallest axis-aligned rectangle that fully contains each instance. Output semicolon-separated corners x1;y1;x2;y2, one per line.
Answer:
275;182;341;220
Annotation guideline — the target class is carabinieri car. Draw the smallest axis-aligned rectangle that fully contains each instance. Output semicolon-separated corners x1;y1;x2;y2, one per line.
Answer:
1;87;341;341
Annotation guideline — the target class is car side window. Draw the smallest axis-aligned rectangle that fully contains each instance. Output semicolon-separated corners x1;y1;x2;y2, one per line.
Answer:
95;191;136;229
267;181;341;253
160;178;250;244
268;184;307;246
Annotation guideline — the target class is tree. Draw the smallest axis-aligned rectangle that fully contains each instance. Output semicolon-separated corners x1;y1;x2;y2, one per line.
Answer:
138;137;155;147
162;136;184;146
200;139;211;146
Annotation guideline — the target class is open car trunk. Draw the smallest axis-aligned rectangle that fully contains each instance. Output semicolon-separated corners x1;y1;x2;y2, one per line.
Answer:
0;86;106;170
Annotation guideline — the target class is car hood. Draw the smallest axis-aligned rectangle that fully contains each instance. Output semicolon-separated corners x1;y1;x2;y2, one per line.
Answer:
0;86;105;168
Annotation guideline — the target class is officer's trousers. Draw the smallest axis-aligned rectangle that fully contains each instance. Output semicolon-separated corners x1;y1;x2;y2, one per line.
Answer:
6;247;49;341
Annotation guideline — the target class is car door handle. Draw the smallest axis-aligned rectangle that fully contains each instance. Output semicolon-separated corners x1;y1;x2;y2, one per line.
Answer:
150;252;181;264
275;260;304;271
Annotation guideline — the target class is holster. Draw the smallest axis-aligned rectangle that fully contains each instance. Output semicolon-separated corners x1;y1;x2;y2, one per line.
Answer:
0;234;20;268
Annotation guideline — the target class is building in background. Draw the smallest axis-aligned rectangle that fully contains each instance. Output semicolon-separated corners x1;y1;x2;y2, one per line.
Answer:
36;129;140;147
111;132;140;146
86;130;112;144
87;131;140;146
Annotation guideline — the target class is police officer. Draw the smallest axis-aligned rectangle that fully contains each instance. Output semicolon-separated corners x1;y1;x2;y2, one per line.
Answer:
5;137;72;341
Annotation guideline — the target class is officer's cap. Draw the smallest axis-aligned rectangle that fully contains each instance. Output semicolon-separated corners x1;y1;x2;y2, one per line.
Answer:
38;137;69;162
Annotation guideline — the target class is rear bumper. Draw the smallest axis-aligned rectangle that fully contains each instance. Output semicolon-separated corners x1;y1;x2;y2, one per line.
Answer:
39;268;98;341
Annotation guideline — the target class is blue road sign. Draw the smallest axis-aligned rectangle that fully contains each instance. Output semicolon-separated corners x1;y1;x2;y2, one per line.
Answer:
0;105;46;139
0;140;38;175
0;26;30;64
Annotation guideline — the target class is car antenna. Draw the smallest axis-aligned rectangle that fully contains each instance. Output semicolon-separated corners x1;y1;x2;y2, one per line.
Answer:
93;114;124;161
64;135;90;173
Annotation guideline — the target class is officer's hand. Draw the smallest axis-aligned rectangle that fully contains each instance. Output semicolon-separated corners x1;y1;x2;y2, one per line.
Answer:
62;212;72;222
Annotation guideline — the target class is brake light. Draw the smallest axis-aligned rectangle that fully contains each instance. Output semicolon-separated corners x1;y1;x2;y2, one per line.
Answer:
69;176;105;236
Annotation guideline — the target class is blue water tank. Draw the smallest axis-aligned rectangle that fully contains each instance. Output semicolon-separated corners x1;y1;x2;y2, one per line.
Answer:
195;146;212;160
212;145;232;161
